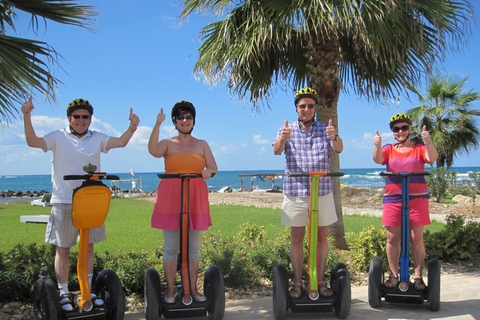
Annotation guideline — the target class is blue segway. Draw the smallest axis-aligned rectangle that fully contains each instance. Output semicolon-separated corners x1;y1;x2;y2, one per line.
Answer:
273;172;351;320
144;173;225;320
368;171;440;311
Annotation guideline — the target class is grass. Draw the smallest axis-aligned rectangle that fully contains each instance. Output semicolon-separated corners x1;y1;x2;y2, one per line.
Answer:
0;198;445;254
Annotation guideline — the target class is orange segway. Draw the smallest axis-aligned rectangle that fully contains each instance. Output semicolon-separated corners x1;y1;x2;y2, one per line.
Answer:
144;173;225;320
33;164;125;320
273;172;351;319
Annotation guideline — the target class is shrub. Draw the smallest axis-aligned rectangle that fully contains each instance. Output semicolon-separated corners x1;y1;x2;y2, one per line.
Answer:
347;225;387;272
424;214;480;262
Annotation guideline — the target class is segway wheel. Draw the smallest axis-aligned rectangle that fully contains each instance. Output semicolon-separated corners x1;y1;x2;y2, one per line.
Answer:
144;268;162;320
427;258;441;311
204;265;225;320
33;276;60;320
95;269;125;320
334;271;351;319
368;256;384;308
272;264;289;320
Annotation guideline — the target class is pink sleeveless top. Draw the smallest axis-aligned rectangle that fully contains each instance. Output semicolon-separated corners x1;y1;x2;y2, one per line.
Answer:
151;153;212;230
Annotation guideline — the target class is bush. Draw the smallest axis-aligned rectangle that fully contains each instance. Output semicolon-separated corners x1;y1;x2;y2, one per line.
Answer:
347;225;387;272
424;214;480;262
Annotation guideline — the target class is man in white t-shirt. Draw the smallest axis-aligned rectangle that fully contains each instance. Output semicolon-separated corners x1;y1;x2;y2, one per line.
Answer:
22;96;140;311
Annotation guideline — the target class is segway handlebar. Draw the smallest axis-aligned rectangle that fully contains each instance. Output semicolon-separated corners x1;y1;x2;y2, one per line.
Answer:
63;173;120;181
288;172;345;177
380;171;431;177
157;173;216;179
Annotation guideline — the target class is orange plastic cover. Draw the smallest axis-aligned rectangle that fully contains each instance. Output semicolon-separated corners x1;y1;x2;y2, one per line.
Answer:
72;184;111;229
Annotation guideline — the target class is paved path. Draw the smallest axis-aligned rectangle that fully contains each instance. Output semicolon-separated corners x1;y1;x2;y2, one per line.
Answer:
125;272;480;320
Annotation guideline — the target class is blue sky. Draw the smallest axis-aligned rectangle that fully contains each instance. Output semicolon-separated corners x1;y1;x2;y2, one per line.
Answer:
1;1;479;176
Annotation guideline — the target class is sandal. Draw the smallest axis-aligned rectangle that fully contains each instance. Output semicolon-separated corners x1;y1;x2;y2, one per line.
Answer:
59;293;74;312
318;281;333;298
414;277;426;290
289;282;302;299
384;273;398;288
91;293;104;307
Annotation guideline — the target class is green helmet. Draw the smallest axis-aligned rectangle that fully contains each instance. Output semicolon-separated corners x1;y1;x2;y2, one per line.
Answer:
389;113;412;130
67;98;93;116
294;87;319;105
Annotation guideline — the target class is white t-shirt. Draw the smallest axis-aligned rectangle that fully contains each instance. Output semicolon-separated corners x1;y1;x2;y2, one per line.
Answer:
43;127;110;204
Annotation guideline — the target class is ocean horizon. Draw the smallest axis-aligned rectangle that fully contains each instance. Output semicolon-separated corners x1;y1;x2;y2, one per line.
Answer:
1;167;478;201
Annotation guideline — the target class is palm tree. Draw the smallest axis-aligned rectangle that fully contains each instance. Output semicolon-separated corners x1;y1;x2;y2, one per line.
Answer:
408;74;480;169
179;0;474;249
0;0;97;124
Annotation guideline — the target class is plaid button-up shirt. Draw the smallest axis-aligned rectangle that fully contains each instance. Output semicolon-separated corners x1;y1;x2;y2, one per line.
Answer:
275;120;336;197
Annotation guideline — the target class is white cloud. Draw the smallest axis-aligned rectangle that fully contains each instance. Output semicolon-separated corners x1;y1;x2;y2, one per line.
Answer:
253;134;270;144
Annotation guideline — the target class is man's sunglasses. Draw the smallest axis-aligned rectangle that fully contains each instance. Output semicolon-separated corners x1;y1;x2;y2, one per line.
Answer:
71;115;90;119
298;104;316;109
176;115;194;121
392;125;410;133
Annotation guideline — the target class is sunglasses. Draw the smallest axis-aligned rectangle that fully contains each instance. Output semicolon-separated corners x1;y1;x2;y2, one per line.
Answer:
298;104;316;109
392;125;410;133
176;115;194;121
71;115;90;119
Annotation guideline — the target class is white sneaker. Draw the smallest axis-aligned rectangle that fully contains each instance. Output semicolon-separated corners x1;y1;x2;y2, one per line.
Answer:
91;293;104;307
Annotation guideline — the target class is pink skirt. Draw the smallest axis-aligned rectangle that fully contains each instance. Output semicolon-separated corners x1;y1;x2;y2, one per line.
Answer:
151;178;212;230
382;197;431;227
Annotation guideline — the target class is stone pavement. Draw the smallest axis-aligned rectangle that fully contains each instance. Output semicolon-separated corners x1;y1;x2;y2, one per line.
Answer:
125;272;480;320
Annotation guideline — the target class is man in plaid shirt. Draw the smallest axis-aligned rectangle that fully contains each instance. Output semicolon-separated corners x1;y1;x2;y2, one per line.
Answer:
273;87;343;299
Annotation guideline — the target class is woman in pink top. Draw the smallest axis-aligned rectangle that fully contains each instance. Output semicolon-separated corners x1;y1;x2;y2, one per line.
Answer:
148;101;218;304
372;113;438;290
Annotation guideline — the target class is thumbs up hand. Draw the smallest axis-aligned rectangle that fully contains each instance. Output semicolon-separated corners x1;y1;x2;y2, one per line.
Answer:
129;108;140;131
373;130;382;147
326;119;337;140
281;120;291;141
156;108;166;125
421;125;432;145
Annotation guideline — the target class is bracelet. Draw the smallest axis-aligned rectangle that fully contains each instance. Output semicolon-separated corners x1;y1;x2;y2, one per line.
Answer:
334;134;339;141
424;140;431;145
129;126;136;133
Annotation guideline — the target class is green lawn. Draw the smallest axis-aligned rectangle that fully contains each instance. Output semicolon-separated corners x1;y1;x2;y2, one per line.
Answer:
0;198;445;254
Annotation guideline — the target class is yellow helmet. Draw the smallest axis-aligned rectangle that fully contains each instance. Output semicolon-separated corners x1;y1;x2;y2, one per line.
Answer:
67;98;93;116
389;113;412;129
294;87;319;105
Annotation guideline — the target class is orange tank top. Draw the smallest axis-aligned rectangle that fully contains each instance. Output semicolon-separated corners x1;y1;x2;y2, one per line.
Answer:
164;153;206;174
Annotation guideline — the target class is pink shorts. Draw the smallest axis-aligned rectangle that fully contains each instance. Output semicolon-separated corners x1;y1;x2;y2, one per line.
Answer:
382;197;431;227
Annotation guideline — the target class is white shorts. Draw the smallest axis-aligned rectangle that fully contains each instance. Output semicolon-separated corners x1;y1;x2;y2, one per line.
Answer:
281;193;338;227
45;203;106;248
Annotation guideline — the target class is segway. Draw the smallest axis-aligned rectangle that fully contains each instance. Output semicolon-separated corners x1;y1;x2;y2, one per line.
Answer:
273;172;351;320
368;171;440;311
144;173;225;320
33;163;125;320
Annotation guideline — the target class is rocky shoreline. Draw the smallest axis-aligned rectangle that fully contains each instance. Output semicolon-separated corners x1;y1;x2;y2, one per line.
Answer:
0;190;50;199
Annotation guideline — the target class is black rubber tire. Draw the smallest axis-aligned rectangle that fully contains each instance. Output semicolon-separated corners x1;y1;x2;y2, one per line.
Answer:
33;276;60;320
272;264;289;320
428;258;441;311
204;265;225;320
334;273;351;319
95;269;125;320
368;256;384;308
330;263;347;289
144;268;162;320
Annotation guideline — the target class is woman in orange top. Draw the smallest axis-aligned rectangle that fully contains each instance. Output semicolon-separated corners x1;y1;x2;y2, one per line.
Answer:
148;100;218;303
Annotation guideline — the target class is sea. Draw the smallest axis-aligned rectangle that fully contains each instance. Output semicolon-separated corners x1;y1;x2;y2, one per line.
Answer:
1;167;478;203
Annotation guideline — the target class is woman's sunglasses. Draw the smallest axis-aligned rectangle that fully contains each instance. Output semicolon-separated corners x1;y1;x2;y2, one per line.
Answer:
392;125;410;133
71;115;90;119
176;115;194;121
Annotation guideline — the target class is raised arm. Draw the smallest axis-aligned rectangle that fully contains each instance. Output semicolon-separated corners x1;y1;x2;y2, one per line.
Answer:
106;108;140;150
421;125;438;163
22;96;47;151
273;120;291;155
148;108;168;158
372;130;384;164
